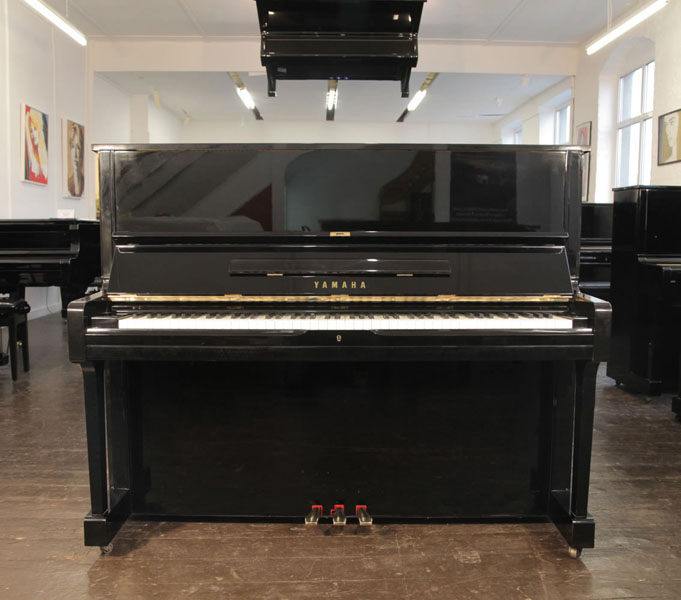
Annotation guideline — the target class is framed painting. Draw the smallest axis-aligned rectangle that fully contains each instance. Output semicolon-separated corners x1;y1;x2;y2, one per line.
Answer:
62;119;85;198
658;108;681;165
21;104;48;185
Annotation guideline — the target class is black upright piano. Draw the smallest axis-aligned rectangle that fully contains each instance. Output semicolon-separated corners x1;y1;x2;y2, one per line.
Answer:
0;219;100;316
579;203;613;301
607;186;681;395
68;144;610;558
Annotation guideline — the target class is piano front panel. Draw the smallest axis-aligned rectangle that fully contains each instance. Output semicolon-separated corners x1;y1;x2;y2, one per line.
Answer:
129;360;556;519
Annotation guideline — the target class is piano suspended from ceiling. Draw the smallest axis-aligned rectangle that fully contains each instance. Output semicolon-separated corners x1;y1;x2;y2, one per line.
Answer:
69;144;610;558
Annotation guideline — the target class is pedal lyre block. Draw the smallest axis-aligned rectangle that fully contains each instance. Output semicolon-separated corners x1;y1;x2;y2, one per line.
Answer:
331;504;346;526
305;505;323;526
356;505;373;526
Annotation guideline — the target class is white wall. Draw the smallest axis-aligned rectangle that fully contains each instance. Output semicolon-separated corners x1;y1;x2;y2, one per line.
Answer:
93;74;131;144
148;97;182;143
573;1;681;202
179;120;494;145
0;0;92;317
494;78;573;145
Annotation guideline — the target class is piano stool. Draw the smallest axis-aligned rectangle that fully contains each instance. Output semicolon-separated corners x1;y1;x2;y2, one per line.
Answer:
0;298;30;381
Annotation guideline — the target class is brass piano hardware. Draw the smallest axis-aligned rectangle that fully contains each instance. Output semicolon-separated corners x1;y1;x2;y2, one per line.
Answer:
330;232;351;237
396;273;414;277
108;293;571;303
331;505;346;526
336;335;342;343
305;505;323;526
266;273;284;277
356;505;373;526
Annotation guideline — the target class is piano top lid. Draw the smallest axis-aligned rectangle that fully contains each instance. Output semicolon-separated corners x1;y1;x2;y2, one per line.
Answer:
256;0;425;35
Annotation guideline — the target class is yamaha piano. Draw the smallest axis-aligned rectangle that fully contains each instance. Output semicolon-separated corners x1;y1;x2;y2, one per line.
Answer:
0;219;100;317
607;186;681;396
579;203;612;301
68;144;610;558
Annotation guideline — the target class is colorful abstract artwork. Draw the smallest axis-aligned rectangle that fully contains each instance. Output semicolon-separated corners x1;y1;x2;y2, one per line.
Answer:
22;104;49;185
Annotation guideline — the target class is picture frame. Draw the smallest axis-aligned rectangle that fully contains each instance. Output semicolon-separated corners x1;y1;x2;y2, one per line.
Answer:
62;119;85;198
21;104;49;185
576;121;591;146
658;108;681;165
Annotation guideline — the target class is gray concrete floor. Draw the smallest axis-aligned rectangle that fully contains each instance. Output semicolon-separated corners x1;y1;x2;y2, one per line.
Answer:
1;313;680;599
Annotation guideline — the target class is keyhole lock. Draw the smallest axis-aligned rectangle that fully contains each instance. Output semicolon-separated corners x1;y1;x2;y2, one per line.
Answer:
336;335;342;343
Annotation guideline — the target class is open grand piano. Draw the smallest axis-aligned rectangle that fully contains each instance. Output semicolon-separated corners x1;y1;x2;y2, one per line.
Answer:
0;219;100;317
68;144;610;558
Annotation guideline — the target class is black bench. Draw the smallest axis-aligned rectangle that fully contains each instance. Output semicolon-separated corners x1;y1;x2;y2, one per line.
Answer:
0;299;30;381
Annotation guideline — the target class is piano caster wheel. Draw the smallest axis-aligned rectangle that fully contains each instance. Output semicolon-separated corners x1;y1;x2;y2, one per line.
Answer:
568;546;582;559
100;543;114;555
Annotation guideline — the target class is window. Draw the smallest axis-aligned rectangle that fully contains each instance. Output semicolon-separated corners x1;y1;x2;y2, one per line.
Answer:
554;104;571;144
616;61;654;187
513;128;522;144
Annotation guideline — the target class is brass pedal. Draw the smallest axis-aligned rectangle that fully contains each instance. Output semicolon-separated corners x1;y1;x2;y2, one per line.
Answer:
356;505;373;526
331;504;346;526
305;505;323;526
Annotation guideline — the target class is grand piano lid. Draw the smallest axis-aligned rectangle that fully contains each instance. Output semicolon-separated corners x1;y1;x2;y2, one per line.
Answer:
255;0;426;97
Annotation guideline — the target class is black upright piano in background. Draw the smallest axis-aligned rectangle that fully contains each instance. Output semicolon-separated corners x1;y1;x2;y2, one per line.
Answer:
69;144;610;558
607;186;681;396
579;203;613;301
0;219;100;317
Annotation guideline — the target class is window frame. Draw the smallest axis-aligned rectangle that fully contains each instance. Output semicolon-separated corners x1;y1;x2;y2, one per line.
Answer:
615;61;654;187
553;103;572;145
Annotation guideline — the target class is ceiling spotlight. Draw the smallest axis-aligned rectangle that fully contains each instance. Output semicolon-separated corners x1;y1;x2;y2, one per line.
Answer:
21;0;87;46
228;72;263;120
586;0;668;55
326;80;338;121
397;72;438;122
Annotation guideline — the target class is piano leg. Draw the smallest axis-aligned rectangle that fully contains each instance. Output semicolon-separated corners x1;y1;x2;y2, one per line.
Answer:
8;319;17;381
20;319;29;372
81;362;132;549
548;360;599;556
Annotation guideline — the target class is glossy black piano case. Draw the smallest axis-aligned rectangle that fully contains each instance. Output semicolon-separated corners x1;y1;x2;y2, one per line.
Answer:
70;144;608;557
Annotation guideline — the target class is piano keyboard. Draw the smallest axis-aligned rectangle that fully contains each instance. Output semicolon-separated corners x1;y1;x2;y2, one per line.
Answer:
117;312;576;331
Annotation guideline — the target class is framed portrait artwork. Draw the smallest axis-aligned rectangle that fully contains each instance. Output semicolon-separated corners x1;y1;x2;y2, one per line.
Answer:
62;119;85;198
21;104;49;185
658;108;681;165
576;122;592;146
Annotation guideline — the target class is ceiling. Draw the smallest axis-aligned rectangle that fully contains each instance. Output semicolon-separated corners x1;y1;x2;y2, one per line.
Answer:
46;0;640;43
44;0;643;124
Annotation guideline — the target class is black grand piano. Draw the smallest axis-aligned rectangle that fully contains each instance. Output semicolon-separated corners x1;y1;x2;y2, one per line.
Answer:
69;144;610;558
579;202;613;301
607;186;681;396
0;219;100;316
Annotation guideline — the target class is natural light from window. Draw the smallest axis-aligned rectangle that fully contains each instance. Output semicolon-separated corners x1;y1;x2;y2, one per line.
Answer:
616;61;654;187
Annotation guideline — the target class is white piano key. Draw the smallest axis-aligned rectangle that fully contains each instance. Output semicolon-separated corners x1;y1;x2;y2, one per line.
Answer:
117;312;576;331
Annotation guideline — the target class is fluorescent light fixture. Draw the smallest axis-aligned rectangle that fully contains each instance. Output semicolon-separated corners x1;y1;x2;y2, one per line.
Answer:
586;0;668;55
237;87;256;110
407;89;427;112
21;0;87;46
326;89;338;111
